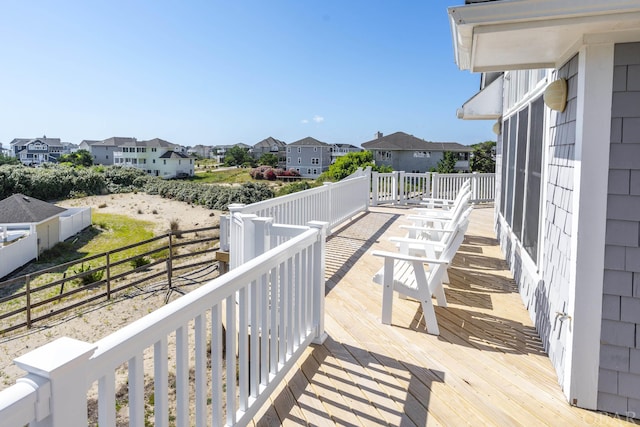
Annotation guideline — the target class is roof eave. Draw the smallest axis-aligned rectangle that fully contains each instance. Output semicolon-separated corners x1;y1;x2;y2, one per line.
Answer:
448;0;640;72
457;74;504;120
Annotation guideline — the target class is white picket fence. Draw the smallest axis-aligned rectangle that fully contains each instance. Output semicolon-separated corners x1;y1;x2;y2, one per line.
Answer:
0;219;327;427
371;171;495;206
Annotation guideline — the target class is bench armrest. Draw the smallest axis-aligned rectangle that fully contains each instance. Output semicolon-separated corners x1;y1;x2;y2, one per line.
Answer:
371;250;449;265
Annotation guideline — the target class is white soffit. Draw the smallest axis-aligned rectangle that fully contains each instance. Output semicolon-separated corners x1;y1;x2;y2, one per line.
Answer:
449;0;640;72
457;74;504;120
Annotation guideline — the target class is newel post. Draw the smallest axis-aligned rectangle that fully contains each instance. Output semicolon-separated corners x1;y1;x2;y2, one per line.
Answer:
371;171;379;207
13;337;96;427
308;221;328;344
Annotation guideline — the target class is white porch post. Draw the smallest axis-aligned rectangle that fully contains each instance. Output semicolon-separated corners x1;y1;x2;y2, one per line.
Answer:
13;337;95;427
565;43;614;409
308;221;328;344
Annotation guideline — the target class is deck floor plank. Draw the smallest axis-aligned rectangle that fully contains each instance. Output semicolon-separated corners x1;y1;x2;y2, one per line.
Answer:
253;205;633;426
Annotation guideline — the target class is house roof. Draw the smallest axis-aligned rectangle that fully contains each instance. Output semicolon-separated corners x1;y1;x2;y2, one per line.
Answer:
0;194;67;224
253;137;287;149
11;137;62;147
361;132;471;152
333;144;360;149
135;138;178;148
158;151;189;159
289;137;329;147
448;0;640;72
90;137;137;147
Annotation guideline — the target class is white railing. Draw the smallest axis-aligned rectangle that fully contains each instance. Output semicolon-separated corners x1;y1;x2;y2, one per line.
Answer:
0;219;327;427
220;167;371;252
59;207;92;241
371;171;495;206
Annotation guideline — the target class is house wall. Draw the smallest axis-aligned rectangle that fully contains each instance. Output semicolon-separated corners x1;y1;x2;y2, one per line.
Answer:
373;150;443;172
35;217;60;254
91;145;118;165
494;59;577;391
539;56;578;387
598;42;640;415
286;146;331;178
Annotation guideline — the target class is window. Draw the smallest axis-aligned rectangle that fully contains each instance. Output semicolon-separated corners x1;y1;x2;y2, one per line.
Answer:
500;95;544;261
298;157;301;164
106;155;109;159
287;147;291;153
313;168;317;175
152;148;157;152
311;158;319;165
297;147;301;153
314;147;317;152
153;159;155;164
163;159;166;165
287;157;291;163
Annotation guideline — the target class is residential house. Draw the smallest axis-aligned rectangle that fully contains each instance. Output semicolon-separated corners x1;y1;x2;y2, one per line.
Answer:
251;137;287;167
212;143;251;163
113;138;194;179
361;131;471;173
285;137;332;178
331;143;361;164
79;137;137;165
449;0;640;414
187;145;214;159
0;193;66;255
9;136;67;166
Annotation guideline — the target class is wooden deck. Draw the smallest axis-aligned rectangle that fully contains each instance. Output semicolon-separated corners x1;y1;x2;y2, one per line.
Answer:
252;205;634;426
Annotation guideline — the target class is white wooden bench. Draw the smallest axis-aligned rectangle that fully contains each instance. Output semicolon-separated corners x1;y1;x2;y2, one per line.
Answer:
371;226;466;335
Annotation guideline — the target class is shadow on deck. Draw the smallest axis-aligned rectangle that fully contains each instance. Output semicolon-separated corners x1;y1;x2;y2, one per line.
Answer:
253;205;635;426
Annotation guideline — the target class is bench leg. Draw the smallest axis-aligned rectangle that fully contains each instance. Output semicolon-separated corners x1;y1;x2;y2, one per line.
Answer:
381;257;394;324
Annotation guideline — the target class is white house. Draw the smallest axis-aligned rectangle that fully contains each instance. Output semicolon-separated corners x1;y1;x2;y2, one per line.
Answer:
330;143;361;164
113;138;194;179
450;0;640;415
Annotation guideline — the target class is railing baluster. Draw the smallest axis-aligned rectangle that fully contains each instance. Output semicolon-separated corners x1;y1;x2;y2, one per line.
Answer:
154;336;169;427
98;371;116;427
194;314;207;427
176;324;189;427
238;286;249;411
225;295;237;426
128;354;144;427
212;303;223;427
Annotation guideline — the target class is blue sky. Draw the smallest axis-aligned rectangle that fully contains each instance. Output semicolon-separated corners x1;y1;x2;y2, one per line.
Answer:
0;1;494;148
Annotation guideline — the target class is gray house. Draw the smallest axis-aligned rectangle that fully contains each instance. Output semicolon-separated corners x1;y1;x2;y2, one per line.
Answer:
361;131;471;173
79;137;137;165
10;137;66;166
449;0;640;416
285;137;332;178
251;137;287;167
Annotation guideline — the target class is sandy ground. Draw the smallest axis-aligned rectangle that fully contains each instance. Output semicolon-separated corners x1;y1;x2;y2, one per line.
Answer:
0;193;224;396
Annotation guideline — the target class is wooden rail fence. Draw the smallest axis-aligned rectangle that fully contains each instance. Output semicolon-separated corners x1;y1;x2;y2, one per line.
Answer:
0;226;220;336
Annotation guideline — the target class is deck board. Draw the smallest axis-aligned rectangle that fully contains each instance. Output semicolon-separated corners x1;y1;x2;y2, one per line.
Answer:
252;205;633;426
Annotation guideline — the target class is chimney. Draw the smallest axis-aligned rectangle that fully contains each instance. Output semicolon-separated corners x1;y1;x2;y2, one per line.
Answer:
375;131;383;139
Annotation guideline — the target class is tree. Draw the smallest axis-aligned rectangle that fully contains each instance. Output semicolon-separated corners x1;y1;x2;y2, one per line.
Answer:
224;146;253;167
435;151;458;173
258;153;278;167
0;153;18;166
58;149;94;167
470;140;496;173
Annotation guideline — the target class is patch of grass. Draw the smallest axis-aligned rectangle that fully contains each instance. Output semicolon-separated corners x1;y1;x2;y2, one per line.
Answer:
81;213;156;262
189;168;252;184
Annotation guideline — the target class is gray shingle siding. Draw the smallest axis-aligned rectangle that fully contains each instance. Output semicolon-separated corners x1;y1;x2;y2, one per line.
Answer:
536;56;579;384
599;41;640;414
